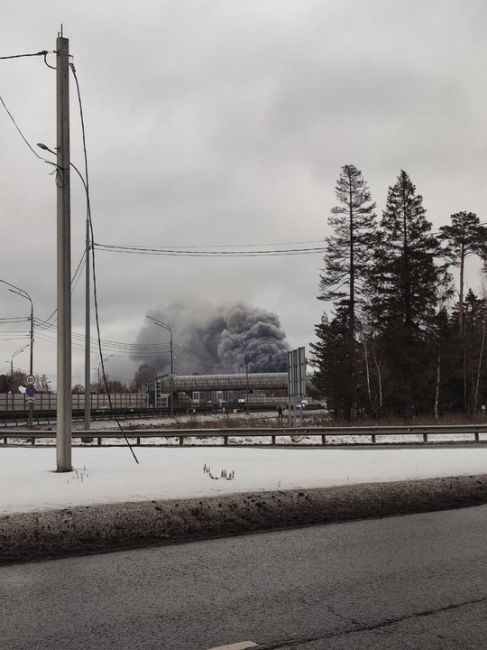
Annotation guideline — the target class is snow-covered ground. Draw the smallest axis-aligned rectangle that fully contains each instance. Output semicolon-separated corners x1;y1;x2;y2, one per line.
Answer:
1;445;486;515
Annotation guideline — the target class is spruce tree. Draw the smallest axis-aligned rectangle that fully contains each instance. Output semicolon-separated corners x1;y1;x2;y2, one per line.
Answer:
368;170;447;331
367;170;450;414
309;312;352;420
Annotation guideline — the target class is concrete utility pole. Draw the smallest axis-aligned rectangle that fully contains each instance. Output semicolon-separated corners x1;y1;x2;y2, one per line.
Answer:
38;146;91;432
56;32;72;472
84;212;91;430
28;297;34;425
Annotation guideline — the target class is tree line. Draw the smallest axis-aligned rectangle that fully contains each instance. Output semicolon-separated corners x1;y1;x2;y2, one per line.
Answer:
0;364;156;396
310;165;487;420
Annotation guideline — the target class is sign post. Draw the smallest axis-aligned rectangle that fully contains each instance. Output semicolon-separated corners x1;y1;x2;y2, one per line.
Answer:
287;347;306;426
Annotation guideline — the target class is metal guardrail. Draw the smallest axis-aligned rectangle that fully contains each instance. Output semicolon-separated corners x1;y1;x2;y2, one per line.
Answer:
2;424;487;446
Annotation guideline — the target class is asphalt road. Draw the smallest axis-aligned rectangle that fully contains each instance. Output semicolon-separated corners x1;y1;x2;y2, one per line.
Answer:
1;505;486;649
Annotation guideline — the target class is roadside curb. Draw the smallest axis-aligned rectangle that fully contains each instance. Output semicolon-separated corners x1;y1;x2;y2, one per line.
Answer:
1;474;487;563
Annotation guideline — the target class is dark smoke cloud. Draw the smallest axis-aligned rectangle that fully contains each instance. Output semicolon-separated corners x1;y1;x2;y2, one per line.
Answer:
133;302;289;374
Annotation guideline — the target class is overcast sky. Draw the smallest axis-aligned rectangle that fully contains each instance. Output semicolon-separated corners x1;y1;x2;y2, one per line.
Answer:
1;0;486;386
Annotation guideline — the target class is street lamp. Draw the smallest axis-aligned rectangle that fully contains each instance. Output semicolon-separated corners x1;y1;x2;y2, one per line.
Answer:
7;343;30;377
146;315;174;417
38;142;92;431
0;279;34;425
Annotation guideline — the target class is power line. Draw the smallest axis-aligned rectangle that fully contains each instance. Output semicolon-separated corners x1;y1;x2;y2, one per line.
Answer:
0;95;45;160
70;61;138;463
94;242;326;257
0;317;30;323
40;248;90;325
0;50;51;61
105;238;325;249
34;320;171;354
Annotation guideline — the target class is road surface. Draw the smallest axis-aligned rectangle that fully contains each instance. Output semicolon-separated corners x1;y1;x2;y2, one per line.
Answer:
1;505;486;649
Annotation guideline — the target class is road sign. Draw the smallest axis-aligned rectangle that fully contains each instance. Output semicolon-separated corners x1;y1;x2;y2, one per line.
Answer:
26;385;36;398
26;375;35;385
287;347;306;397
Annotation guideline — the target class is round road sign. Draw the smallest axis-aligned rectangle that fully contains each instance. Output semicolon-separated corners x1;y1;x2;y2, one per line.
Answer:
26;375;35;385
26;385;36;398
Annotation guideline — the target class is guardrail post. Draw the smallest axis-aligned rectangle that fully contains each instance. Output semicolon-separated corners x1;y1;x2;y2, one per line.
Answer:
179;436;184;446
137;436;141;446
271;435;276;445
475;431;479;442
321;434;326;445
372;434;376;443
97;437;102;446
423;432;428;443
224;435;228;446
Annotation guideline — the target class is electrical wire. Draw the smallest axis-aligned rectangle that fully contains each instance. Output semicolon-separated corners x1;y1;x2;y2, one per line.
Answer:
0;50;51;61
70;61;138;463
94;242;326;257
34;319;172;353
71;253;86;294
0;95;44;160
41;249;90;325
105;238;325;249
0;317;30;323
1;84;325;263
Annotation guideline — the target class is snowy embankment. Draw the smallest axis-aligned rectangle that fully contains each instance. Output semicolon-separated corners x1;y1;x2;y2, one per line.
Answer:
1;445;487;515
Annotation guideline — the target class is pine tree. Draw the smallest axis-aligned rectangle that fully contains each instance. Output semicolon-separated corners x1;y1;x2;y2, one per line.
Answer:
319;164;377;337
438;211;487;334
316;164;376;418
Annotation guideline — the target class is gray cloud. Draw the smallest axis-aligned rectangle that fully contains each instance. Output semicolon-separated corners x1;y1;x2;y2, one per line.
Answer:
0;1;486;384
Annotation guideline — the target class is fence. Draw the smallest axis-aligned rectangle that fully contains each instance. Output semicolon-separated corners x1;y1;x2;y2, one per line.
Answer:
0;392;149;412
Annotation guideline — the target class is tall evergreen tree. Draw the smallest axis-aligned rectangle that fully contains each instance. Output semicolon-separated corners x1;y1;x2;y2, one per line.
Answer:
461;289;487;412
438;211;487;333
309;312;353;419
367;170;450;414
368;170;448;331
438;212;487;411
316;164;376;418
319;164;377;337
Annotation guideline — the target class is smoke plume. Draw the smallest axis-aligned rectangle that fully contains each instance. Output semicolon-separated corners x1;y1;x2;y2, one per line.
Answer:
133;302;289;374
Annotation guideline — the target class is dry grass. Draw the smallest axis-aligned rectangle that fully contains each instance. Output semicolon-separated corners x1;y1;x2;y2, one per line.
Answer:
100;410;487;431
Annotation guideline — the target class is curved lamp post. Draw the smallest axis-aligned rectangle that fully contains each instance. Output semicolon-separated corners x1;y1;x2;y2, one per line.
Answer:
8;343;30;377
0;279;34;425
38;142;92;431
146;315;174;417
